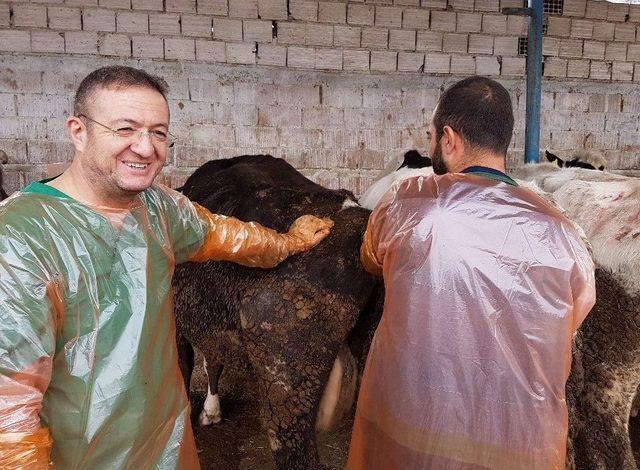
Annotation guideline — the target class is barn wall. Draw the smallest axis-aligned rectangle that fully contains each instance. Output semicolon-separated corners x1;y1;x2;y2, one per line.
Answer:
1;0;639;196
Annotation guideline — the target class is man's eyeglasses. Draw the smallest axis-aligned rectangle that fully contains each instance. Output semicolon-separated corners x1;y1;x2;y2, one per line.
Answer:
78;114;177;148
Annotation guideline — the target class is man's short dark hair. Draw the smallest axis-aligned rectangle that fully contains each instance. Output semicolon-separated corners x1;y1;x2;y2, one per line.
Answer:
433;76;514;156
74;66;169;116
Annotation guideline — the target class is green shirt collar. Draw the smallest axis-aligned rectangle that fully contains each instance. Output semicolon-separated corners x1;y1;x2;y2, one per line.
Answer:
22;177;72;199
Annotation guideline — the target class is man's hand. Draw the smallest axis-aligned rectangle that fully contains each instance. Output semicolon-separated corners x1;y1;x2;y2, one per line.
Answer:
287;215;334;253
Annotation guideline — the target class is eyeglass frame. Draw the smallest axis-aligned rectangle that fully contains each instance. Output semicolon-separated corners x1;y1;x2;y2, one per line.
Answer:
77;114;177;148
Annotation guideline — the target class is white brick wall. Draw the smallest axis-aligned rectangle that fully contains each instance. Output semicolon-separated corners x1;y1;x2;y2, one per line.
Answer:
1;0;640;195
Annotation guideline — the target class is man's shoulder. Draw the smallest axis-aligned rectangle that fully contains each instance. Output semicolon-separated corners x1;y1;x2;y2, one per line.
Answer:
0;191;49;229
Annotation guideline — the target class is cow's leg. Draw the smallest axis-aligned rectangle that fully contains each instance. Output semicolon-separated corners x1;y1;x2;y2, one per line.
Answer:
242;322;339;470
176;333;195;394
199;358;224;426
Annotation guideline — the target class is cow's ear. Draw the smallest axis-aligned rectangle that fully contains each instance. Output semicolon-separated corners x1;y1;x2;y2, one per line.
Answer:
424;155;432;167
598;165;605;171
545;150;564;167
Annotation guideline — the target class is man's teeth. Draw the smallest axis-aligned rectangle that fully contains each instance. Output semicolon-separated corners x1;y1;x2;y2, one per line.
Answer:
125;163;149;169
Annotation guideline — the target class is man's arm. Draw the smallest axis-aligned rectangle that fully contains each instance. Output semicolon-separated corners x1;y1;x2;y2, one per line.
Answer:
0;231;56;469
154;185;333;268
188;203;333;268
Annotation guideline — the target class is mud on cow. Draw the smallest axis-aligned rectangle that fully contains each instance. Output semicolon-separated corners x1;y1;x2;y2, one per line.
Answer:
172;155;382;469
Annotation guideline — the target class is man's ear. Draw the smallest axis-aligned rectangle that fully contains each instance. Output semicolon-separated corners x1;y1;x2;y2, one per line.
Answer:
66;115;88;153
441;125;462;156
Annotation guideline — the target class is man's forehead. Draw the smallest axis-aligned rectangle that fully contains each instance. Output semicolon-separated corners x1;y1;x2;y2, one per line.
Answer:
90;86;169;119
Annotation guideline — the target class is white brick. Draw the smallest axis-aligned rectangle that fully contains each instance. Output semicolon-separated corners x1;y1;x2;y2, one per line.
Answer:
117;12;148;33
563;0;586;17
13;4;47;28
416;31;443;51
165;38;195;60
213;104;257;126
449;0;473;11
132;0;162;10
0;118;47;139
506;15;526;36
547;17;571;37
583;40;604;59
431;11;456;32
99;0;131;9
278;23;305;45
191;79;234;103
468;34;492;54
149;14;180;35
258;0;288;20
375;6;402;28
0;5;9;28
450;54;475;74
402;9;429;30
559;39;583;59
585;1;607;20
291;1;317;21
630;5;640;23
318;2;346;24
423;53;450;74
456;12;481;33
605;42;626;61
306;23;333;46
347;4;374;26
542;37;560;56
442;33;467;53
389;29;416;51
315;49;342;70
566;60;589;78
287;46;315;68
334;26;361;48
343;50;369;71
614;23;635;42
197;0;226;15
229;0;257;18
182;15;212;38
421;0;447;8
362;28;388;49
98;32;131;56
592;22;614;41
31;31;65;53
48;7;82;30
481;14;506;34
634;64;640;83
212;18;242;41
612;62;633;82
64;31;98;53
226;42;256;64
83;8;116;32
544;57;568;78
371;51;397;72
555;93;589;111
589;61;610;80
571;19;593;39
398;51;424;72
475;55;499;75
132;35;163;58
257;44;286;66
607;3;628;22
243;20;273;42
493;36;517;56
474;0;499;12
66;0;98;7
627;43;640;62
195;39;225;62
257;106;301;127
165;0;195;13
501;57;525;76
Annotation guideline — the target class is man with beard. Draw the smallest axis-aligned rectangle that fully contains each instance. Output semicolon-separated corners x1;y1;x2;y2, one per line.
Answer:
347;76;596;470
0;66;332;469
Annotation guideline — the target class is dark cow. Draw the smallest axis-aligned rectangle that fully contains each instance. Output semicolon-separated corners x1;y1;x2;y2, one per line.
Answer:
0;150;8;200
172;155;382;469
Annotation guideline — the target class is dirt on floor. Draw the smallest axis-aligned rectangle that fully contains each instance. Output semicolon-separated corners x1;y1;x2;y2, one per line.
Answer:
189;356;353;470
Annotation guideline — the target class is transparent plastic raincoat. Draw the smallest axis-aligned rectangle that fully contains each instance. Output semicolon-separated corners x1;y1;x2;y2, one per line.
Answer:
0;181;329;469
348;172;596;470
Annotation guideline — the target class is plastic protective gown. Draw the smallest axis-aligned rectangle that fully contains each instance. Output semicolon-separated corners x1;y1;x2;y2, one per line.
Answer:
348;173;596;470
0;181;316;469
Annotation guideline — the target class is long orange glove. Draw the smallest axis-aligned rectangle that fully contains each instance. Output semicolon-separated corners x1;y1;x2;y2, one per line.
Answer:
0;429;52;469
189;203;334;268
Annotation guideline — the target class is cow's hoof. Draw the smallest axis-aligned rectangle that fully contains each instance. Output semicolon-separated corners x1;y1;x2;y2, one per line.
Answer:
199;393;222;426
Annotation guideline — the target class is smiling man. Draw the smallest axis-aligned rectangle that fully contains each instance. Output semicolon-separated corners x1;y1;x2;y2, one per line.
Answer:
0;66;333;469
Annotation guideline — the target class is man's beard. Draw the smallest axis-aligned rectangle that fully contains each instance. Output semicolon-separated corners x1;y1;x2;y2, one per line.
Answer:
431;142;448;175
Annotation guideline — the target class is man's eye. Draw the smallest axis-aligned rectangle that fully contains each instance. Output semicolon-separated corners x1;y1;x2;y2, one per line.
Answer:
115;127;135;136
151;130;167;139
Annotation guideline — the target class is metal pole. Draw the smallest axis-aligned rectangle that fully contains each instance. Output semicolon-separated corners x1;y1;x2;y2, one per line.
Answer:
524;0;543;164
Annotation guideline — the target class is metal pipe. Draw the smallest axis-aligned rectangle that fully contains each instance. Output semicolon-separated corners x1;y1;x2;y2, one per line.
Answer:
524;0;543;164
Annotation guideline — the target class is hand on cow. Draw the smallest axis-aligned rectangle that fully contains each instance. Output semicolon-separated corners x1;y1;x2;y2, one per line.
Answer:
287;215;334;253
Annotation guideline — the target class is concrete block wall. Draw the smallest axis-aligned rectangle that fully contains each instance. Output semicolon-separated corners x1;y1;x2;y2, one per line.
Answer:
1;0;640;197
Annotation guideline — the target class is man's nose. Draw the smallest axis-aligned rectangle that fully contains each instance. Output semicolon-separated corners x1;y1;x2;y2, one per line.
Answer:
130;131;155;157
